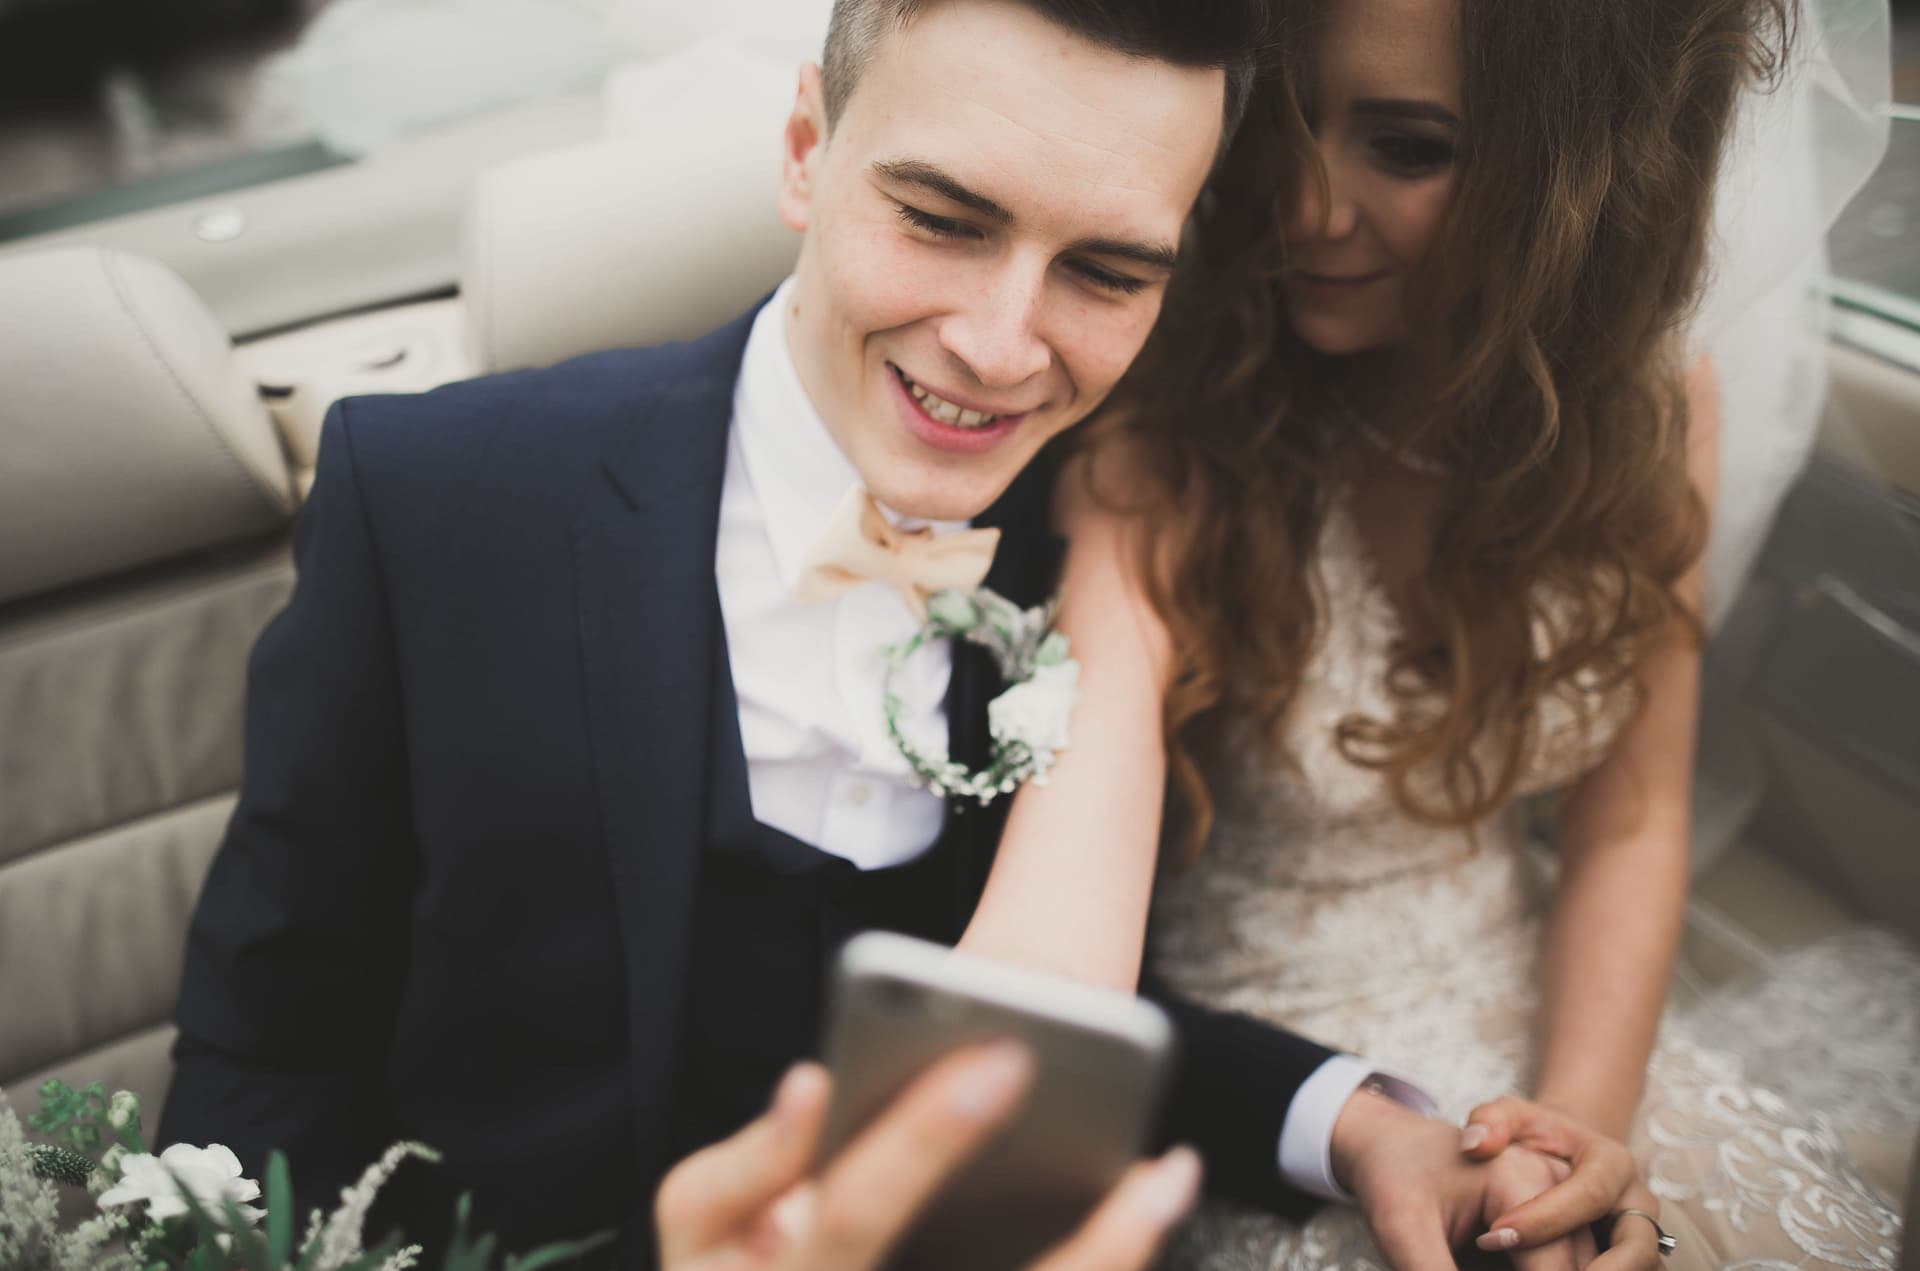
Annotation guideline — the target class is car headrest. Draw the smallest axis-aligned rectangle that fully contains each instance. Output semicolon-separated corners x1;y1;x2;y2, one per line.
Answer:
0;247;294;606
462;42;801;373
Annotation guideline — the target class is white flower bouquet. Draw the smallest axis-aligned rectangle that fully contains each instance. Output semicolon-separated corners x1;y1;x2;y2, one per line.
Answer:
1;1081;609;1271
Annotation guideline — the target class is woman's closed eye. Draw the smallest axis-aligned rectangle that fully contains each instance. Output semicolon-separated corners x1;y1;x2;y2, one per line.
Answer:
1371;132;1456;176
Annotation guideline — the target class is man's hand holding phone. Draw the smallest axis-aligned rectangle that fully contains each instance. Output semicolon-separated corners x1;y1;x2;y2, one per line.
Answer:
654;1048;1203;1271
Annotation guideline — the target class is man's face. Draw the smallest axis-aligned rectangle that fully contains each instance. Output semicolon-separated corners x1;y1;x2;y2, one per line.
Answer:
777;0;1225;522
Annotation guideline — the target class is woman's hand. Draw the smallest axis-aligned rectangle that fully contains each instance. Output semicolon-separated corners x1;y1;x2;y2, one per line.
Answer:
1332;1088;1665;1270
1461;1095;1666;1269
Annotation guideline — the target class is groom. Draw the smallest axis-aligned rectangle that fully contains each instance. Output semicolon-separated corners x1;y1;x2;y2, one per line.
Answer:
162;1;1647;1267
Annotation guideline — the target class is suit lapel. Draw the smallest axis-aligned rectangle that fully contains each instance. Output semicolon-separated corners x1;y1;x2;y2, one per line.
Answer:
571;312;755;1178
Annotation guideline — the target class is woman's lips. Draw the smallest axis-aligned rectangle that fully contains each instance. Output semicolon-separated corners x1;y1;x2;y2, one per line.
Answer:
1288;271;1390;300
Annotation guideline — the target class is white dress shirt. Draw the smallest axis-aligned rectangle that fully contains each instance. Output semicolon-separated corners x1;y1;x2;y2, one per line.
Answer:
718;279;960;870
716;278;1436;1200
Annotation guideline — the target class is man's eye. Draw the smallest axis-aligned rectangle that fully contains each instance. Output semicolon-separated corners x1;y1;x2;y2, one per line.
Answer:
1071;262;1149;296
896;204;976;239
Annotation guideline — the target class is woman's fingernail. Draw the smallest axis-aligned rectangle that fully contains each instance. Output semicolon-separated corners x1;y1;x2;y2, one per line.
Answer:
951;1043;1033;1118
1476;1228;1521;1252
1460;1123;1490;1151
1140;1147;1203;1223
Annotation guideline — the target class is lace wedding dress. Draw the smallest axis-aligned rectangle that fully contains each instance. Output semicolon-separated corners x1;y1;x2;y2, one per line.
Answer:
1150;495;1920;1270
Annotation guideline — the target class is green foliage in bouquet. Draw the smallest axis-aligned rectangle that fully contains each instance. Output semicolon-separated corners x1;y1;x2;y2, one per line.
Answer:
1;1084;612;1271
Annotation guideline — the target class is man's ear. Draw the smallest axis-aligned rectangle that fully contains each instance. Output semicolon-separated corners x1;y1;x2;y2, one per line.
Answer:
778;63;829;233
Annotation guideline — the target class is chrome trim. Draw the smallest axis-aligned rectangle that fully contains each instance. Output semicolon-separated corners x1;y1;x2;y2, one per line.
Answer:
1810;576;1920;662
1829;283;1920;373
1830;277;1920;332
1831;306;1920;374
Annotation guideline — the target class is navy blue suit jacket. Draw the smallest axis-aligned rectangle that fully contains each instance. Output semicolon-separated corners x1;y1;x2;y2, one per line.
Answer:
162;308;1333;1262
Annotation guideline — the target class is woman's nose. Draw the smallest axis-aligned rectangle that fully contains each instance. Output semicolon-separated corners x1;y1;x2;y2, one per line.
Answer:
1289;155;1359;243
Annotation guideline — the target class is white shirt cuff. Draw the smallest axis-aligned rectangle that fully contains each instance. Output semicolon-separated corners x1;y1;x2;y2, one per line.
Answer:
1276;1054;1439;1202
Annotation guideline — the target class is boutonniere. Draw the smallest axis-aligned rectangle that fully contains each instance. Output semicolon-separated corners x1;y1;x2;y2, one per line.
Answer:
881;586;1080;806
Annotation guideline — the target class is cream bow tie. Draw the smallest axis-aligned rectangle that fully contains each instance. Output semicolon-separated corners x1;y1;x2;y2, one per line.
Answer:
793;487;1000;619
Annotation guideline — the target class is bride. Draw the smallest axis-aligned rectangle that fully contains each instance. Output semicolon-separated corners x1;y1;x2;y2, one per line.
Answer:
1074;0;1920;1263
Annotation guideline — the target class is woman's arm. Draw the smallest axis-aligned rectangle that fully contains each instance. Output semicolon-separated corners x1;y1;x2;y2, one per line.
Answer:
1531;359;1721;1137
956;445;1174;990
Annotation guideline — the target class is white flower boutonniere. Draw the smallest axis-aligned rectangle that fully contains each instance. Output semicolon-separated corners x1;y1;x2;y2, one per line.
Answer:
882;586;1080;806
97;1143;264;1226
989;657;1080;754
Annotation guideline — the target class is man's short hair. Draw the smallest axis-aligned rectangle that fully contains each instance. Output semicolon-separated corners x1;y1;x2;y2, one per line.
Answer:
820;0;1266;148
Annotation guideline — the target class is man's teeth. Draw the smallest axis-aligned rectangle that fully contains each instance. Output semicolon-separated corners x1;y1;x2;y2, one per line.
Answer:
901;373;999;429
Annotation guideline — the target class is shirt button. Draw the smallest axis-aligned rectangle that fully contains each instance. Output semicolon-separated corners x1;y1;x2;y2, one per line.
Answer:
843;780;873;808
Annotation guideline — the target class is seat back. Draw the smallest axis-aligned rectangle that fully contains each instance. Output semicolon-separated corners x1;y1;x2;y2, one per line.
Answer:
0;246;296;1115
462;41;799;373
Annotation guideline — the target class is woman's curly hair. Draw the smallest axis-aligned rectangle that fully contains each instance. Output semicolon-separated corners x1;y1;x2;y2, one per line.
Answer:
1094;0;1793;858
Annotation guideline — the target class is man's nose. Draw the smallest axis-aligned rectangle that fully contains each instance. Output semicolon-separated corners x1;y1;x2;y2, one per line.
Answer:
938;258;1053;390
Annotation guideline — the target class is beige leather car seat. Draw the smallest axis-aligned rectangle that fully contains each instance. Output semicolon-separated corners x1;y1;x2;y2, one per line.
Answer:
460;41;797;375
0;245;297;1115
0;43;796;1121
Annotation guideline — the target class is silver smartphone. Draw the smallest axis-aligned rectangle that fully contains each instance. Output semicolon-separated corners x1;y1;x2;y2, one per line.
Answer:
818;931;1177;1271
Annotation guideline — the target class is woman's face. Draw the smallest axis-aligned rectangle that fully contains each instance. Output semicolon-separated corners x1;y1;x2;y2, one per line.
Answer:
1283;0;1463;356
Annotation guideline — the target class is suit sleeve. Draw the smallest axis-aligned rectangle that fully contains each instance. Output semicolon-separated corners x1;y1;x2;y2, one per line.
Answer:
161;399;416;1202
1143;967;1335;1219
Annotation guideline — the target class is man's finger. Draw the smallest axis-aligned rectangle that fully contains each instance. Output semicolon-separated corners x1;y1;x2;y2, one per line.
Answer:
799;1042;1034;1270
1498;1156;1580;1271
1570;1222;1600;1268
1030;1147;1203;1271
1368;1203;1460;1271
655;1063;830;1261
1507;1233;1585;1271
1481;1144;1635;1246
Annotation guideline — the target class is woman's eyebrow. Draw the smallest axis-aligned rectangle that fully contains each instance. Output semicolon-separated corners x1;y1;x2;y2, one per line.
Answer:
1351;98;1461;127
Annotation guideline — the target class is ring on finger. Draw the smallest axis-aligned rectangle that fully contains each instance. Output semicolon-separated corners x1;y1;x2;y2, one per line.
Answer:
1612;1208;1677;1257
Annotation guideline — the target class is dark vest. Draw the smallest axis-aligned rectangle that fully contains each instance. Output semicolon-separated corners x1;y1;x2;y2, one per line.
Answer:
668;627;969;1157
625;446;1066;1263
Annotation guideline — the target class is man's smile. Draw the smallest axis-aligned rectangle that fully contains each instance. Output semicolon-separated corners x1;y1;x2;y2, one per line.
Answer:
888;363;1034;429
886;363;1029;455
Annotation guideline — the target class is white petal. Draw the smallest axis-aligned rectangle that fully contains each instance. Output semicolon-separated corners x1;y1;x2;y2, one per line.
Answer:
96;1182;143;1208
146;1193;189;1221
205;1144;245;1177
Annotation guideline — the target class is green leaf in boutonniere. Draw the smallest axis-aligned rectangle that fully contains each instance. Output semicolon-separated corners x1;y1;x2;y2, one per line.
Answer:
925;589;980;635
881;585;1079;806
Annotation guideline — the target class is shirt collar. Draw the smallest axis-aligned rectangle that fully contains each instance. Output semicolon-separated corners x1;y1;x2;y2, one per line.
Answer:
733;277;969;592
